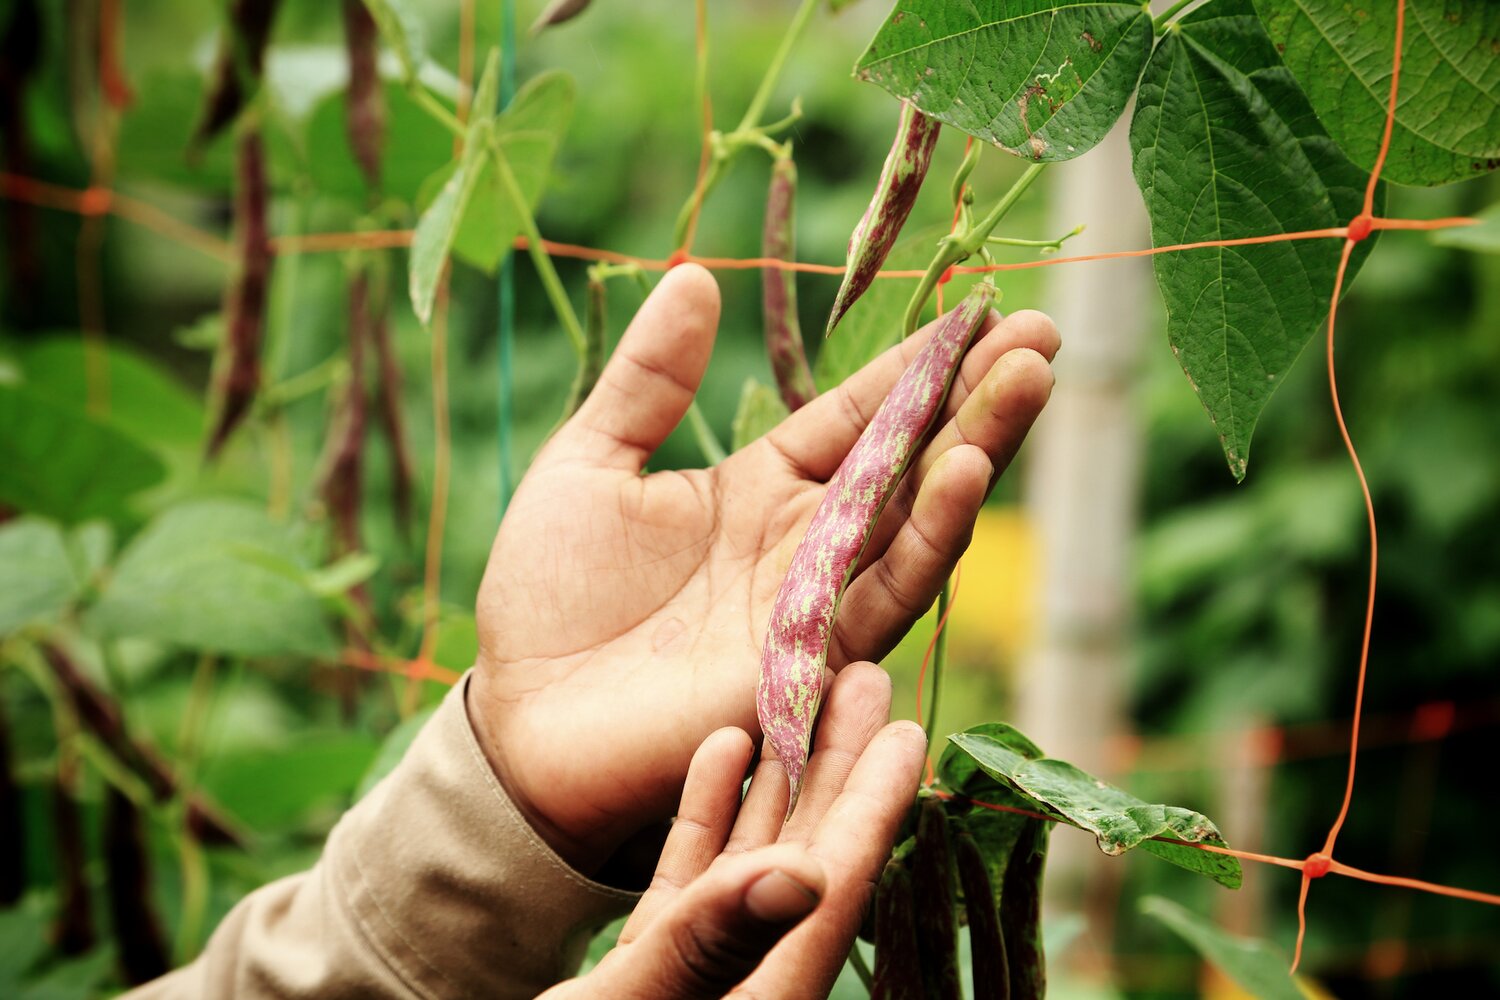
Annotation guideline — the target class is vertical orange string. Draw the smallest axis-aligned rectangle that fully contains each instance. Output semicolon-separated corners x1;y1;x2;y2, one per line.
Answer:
1291;0;1406;973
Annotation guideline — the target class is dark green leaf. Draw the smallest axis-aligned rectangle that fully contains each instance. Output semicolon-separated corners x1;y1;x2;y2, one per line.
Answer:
1129;0;1379;480
1141;896;1307;1000
299;82;455;203
414;72;576;274
730;378;790;452
855;0;1153;162
200;733;379;831
356;707;435;799
0;519;80;634
1432;201;1500;254
948;724;1243;888
19;336;204;452
0;385;166;523
89;499;338;657
1255;0;1499;187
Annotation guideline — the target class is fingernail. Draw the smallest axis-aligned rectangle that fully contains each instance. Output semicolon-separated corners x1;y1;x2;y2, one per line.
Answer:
744;869;820;923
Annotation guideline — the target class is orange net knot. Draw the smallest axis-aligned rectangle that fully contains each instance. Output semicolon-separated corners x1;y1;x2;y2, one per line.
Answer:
78;187;113;216
666;248;691;269
937;265;956;286
1304;853;1333;879
1411;700;1456;740
1346;214;1374;243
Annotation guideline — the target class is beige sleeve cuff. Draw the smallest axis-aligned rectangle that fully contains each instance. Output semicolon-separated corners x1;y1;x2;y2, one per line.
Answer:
128;671;639;1000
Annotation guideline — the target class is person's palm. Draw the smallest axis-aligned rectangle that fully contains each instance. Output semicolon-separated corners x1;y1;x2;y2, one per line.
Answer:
469;266;1057;871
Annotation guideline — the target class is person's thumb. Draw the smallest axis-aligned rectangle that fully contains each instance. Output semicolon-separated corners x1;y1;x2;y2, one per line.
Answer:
590;847;826;999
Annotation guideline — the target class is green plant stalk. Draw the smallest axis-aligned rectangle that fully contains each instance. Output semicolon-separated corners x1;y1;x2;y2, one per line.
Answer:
175;816;207;962
924;580;949;742
671;0;818;247
685;401;727;465
847;942;875;992
1153;0;1198;33
411;84;466;138
489;142;587;357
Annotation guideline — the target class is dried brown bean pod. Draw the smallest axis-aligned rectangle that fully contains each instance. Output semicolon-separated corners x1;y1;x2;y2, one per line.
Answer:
825;101;941;338
0;697;25;904
871;858;923;1000
0;0;43;313
530;0;592;36
956;828;1009;1000
42;643;243;848
322;271;370;561
912;798;962;1000
104;787;169;984
1000;819;1049;1000
51;769;94;954
191;0;281;150
370;302;415;534
341;0;383;190
761;154;816;411
207;130;273;459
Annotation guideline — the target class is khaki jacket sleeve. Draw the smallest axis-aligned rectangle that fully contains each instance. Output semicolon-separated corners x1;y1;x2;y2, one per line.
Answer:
127;672;639;1000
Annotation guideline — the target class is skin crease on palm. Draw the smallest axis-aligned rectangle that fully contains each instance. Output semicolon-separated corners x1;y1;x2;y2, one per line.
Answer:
466;263;1058;876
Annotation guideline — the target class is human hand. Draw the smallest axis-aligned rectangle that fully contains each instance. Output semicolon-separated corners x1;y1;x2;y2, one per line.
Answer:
539;663;924;1000
468;264;1057;872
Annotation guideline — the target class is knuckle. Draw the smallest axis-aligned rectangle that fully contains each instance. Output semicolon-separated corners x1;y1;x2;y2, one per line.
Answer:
666;917;765;993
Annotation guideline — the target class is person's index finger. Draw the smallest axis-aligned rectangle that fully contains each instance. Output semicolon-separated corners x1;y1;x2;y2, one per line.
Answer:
764;307;1001;482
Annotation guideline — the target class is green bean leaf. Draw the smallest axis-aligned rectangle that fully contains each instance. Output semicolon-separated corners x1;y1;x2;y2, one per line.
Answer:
855;0;1153;162
730;378;790;453
361;0;426;85
1254;0;1500;187
948;724;1243;888
1129;0;1379;481
1141;896;1308;1000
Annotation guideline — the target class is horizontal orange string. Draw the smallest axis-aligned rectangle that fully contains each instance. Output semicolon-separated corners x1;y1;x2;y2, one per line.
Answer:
4;172;1478;281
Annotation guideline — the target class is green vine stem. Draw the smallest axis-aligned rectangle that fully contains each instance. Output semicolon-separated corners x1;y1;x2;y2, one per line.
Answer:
847;941;875;992
925;580;950;743
489;141;587;358
1153;0;1198;34
685;401;727;465
901;163;1047;335
671;0;818;247
173;652;218;961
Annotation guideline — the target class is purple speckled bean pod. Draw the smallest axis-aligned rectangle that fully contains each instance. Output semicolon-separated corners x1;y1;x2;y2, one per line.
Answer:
530;0;591;35
757;284;995;811
825;101;941;339
762;154;817;411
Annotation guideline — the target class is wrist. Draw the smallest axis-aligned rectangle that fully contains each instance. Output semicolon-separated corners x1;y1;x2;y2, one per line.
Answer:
464;667;613;876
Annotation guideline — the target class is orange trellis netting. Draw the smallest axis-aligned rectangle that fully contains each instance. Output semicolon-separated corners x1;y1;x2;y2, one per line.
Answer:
2;0;1496;979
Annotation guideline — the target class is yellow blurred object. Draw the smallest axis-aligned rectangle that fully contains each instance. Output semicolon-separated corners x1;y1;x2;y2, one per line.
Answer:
948;505;1036;668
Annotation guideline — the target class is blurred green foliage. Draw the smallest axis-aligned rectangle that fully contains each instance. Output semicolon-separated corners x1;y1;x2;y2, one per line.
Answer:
0;0;1495;997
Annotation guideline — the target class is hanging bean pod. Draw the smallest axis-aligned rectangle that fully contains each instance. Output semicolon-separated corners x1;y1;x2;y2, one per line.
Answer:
825;101;941;338
105;787;170;985
191;0;281;150
758;284;994;809
1000;819;1049;1000
912;798;962;999
956;828;1010;1000
207;131;273;458
762;153;816;411
370;302;415;535
341;0;383;190
871;857;924;1000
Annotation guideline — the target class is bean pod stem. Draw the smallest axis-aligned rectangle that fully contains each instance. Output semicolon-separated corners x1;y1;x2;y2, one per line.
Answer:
825;101;941;339
757;284;994;810
762;153;816;411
